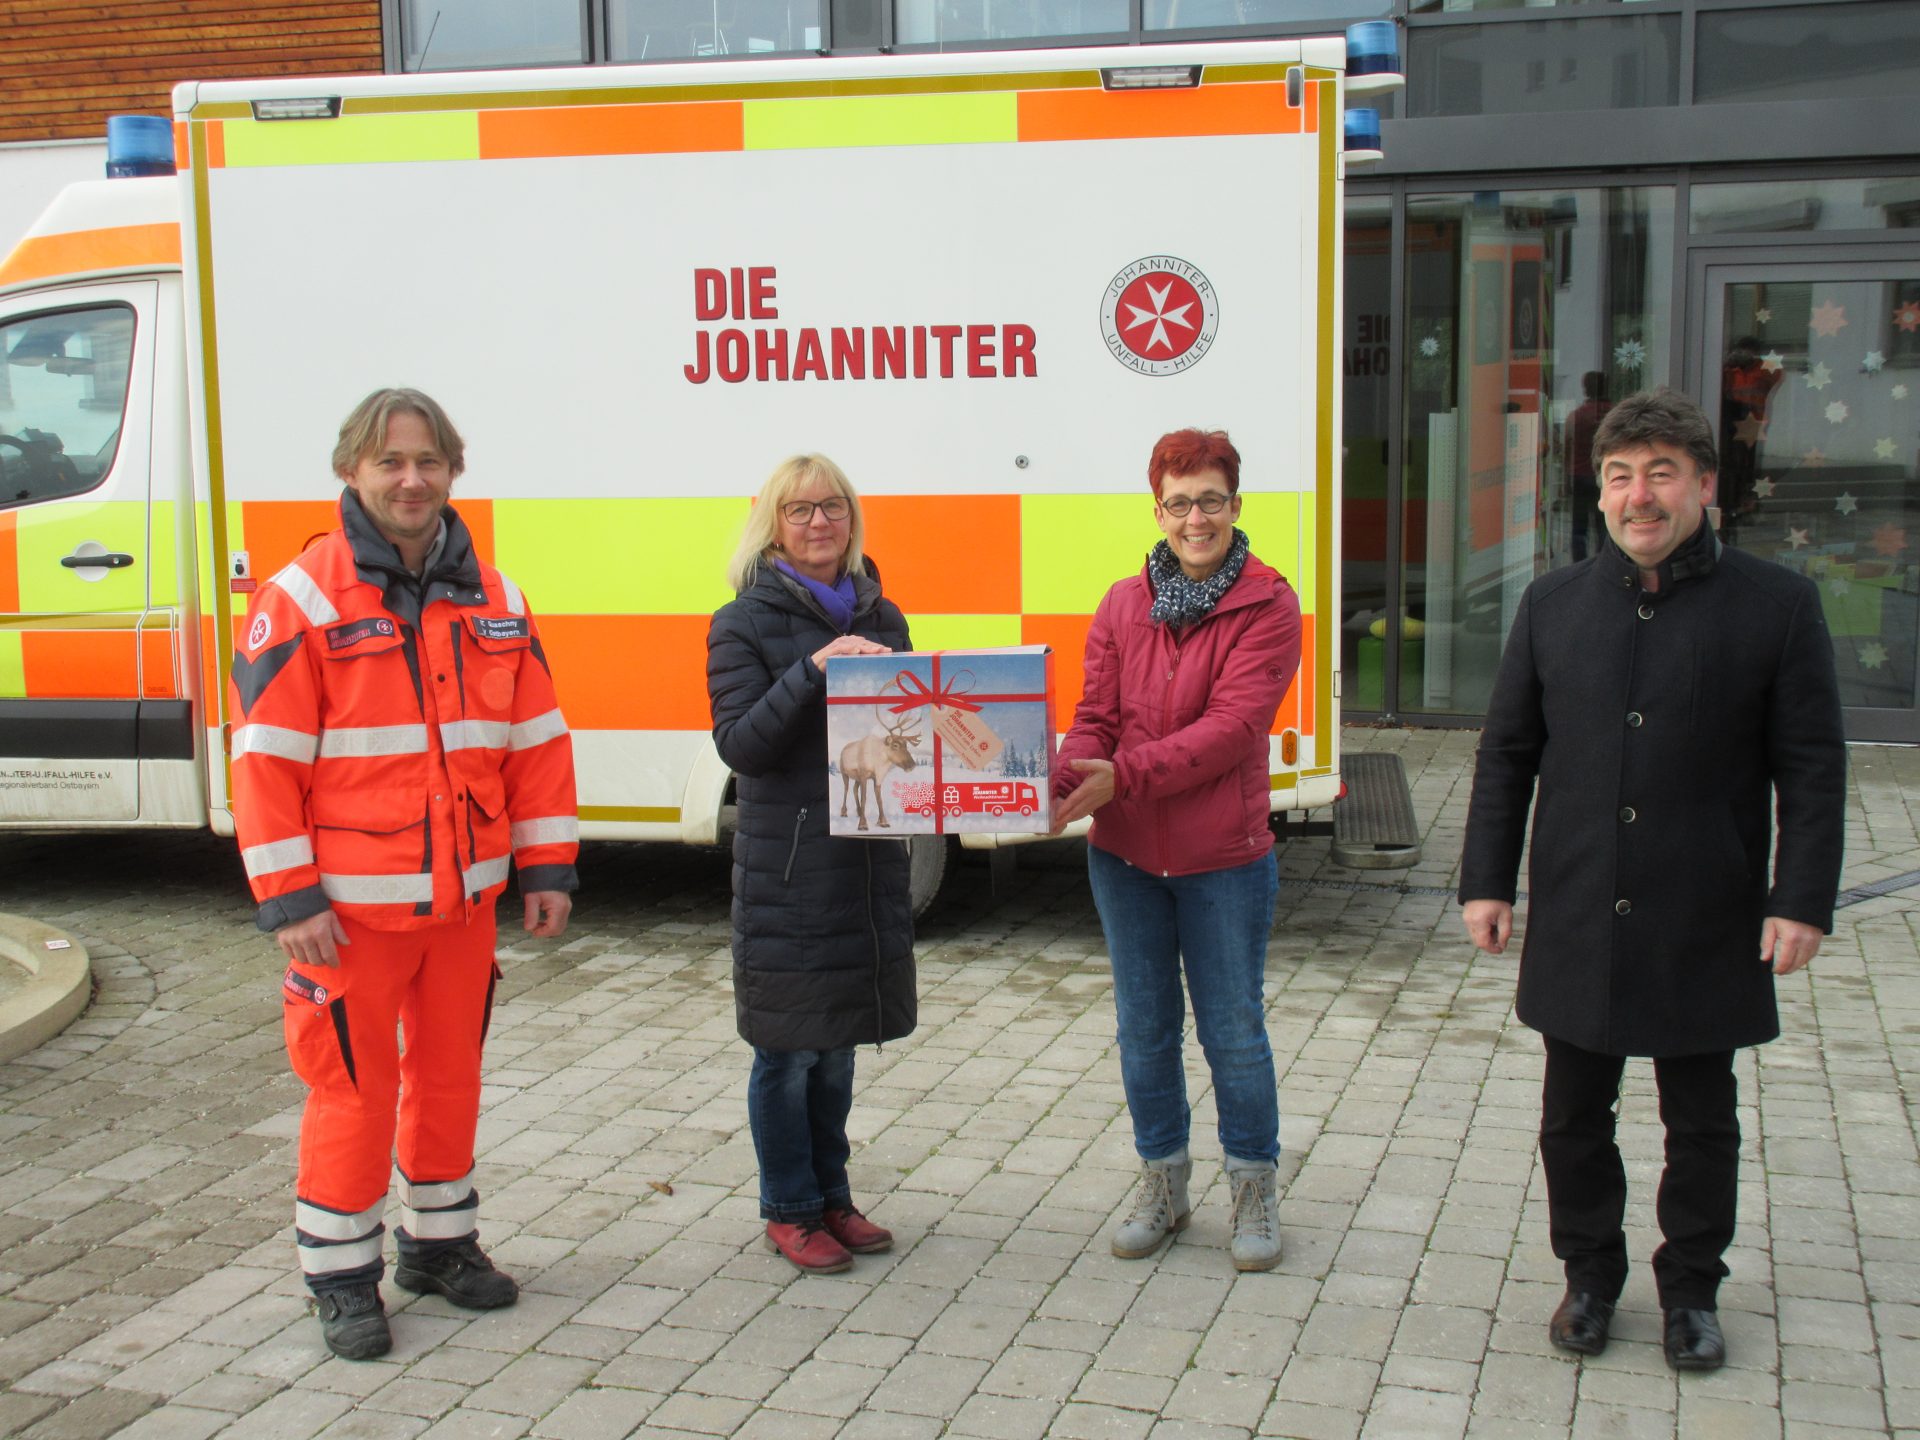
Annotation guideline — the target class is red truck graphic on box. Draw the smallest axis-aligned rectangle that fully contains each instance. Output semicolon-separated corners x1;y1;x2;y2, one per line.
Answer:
894;780;1040;819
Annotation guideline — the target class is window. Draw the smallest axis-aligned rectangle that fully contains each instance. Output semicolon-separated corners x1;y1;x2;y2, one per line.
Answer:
401;0;587;71
607;0;825;59
1697;1;1920;106
1396;187;1674;715
1410;0;1661;11
1146;0;1388;34
1692;177;1920;235
1407;13;1679;117
894;0;1126;47
0;306;134;510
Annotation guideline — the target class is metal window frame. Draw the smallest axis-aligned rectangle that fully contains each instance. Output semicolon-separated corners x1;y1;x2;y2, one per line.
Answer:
384;0;595;72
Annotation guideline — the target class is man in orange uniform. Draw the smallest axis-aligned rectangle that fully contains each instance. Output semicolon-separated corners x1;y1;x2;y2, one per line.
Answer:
229;389;578;1360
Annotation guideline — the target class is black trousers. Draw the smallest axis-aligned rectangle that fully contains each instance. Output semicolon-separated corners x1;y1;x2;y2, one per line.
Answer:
1539;1034;1739;1311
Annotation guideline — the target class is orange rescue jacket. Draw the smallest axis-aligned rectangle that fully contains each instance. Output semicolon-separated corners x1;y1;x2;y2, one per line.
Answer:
229;493;578;932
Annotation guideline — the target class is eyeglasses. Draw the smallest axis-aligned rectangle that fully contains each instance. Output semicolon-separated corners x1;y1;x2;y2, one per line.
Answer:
1158;493;1231;517
781;497;851;524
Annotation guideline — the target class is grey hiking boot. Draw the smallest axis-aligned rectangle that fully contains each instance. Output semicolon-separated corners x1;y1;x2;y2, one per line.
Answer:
1225;1156;1282;1272
1112;1150;1192;1259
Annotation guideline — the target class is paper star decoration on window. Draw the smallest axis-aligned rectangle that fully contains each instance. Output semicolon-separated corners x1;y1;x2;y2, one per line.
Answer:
1836;491;1860;515
1861;641;1888;670
1734;414;1768;446
1809;300;1849;337
1895;384;1911;401
1876;438;1898;461
1786;527;1811;549
1827;401;1850;424
1754;307;1773;325
1754;476;1776;498
1830;577;1851;597
1420;336;1439;358
1801;448;1828;468
1872;522;1908;557
1864;350;1886;373
1896;301;1920;333
1761;350;1785;374
1614;339;1646;371
1805;361;1834;391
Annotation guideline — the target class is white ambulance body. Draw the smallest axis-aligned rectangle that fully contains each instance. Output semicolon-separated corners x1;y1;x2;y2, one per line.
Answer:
0;40;1376;897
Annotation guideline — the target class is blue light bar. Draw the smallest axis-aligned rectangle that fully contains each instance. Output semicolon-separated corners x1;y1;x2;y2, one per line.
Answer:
1347;21;1401;79
1344;107;1383;155
105;115;175;179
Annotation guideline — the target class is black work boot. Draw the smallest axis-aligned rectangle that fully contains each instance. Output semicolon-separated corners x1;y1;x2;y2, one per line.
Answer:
393;1239;518;1309
315;1282;391;1360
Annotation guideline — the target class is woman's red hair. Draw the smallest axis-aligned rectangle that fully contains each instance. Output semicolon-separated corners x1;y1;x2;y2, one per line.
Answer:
1147;428;1241;497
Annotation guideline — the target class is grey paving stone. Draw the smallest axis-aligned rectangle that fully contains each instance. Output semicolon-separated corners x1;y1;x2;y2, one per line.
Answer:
2;734;1916;1440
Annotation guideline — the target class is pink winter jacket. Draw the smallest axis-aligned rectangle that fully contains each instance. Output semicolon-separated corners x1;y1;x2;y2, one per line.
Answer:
1057;553;1301;877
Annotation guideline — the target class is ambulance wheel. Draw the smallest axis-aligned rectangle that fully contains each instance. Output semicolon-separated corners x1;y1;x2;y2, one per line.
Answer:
907;834;949;918
989;805;1004;817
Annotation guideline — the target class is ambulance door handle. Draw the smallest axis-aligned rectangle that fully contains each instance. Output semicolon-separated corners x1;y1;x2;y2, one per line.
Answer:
60;549;135;569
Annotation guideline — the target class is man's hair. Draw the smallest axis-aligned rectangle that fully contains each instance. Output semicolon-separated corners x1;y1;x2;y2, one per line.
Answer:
725;453;868;594
1148;428;1242;498
332;388;466;480
1591;386;1716;477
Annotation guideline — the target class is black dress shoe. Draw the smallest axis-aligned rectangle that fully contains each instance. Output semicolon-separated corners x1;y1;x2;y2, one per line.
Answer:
1549;1289;1615;1355
1664;1307;1726;1371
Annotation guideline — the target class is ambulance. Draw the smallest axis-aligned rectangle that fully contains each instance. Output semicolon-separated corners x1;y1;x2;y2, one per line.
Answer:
0;35;1408;908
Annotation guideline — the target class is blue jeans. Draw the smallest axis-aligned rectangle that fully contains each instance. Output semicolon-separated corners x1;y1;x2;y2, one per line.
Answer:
747;1046;856;1222
1087;845;1280;1165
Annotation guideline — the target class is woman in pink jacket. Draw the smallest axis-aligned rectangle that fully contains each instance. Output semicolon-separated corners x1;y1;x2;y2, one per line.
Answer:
1054;428;1302;1272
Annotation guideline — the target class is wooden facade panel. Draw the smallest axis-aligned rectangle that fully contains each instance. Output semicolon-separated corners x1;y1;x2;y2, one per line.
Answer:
0;0;382;144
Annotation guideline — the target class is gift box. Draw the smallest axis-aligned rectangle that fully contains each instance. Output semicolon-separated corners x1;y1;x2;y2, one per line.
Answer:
826;645;1056;837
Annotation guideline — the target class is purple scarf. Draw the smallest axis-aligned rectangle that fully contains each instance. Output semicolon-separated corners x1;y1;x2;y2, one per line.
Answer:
773;558;857;633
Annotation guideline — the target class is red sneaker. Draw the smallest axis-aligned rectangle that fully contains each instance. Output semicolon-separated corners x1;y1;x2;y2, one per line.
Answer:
822;1205;893;1254
765;1219;853;1273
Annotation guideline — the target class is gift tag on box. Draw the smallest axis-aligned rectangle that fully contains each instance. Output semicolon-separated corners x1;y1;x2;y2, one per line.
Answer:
930;705;1003;768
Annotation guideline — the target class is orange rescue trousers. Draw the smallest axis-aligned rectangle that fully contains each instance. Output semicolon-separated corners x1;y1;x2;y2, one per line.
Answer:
283;908;499;1291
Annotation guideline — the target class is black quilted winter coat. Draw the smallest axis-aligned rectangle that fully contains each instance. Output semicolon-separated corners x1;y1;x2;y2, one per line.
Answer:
706;561;916;1052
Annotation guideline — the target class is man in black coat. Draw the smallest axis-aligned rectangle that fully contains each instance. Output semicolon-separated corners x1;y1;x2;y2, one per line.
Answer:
1460;387;1845;1372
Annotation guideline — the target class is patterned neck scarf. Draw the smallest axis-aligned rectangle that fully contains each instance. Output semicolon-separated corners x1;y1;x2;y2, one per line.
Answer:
772;557;857;632
1148;527;1250;627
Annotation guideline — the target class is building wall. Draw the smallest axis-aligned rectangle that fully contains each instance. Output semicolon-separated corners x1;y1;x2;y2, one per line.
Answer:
0;1;383;144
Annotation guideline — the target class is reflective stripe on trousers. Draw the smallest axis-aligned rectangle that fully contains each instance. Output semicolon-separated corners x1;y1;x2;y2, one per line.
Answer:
294;1197;385;1277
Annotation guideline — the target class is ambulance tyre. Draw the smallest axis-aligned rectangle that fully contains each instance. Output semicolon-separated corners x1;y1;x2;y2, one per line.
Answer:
908;834;949;918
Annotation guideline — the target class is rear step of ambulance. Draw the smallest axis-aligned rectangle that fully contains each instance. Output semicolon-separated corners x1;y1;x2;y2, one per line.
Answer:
1329;752;1422;870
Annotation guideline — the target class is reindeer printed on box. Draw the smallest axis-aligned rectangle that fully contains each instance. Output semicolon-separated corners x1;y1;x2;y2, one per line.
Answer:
838;711;921;832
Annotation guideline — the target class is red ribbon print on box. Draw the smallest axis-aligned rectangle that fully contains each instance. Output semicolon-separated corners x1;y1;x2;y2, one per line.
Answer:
827;654;1045;834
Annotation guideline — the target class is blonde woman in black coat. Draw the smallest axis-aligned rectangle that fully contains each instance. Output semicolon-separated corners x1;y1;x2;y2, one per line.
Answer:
706;454;915;1274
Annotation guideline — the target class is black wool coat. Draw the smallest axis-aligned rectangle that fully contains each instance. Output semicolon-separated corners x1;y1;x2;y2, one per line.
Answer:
1460;521;1845;1057
706;561;916;1052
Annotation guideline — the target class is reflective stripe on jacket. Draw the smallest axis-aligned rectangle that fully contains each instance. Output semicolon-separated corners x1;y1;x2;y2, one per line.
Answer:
230;492;579;932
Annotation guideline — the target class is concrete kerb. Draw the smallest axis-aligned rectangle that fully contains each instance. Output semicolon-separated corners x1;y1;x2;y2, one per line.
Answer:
0;910;92;1063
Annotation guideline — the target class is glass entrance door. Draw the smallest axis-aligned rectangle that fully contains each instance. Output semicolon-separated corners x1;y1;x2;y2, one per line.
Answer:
1701;257;1920;743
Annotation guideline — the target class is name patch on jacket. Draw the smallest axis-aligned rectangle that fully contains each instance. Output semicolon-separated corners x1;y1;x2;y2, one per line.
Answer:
283;967;331;1006
325;617;397;650
471;616;531;641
